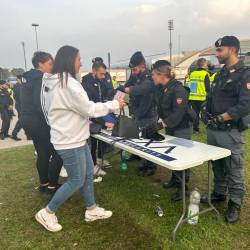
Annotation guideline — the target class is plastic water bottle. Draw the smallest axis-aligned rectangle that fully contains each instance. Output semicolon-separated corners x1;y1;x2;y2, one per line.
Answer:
119;161;128;170
154;206;164;217
121;151;131;161
187;189;200;225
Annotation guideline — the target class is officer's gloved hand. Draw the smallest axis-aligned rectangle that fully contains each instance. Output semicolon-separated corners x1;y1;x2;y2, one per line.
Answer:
116;85;125;93
141;123;165;141
201;105;213;125
141;124;156;139
207;115;222;129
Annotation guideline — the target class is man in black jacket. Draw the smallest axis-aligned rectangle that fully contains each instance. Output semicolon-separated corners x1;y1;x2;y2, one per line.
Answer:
152;60;193;201
20;51;62;196
81;61;115;176
117;51;158;176
0;80;13;140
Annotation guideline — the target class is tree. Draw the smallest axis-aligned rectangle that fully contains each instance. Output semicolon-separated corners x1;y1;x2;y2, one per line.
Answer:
0;67;11;80
11;68;25;77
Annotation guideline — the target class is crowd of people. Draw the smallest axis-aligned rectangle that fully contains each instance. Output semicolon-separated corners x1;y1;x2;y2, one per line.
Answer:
0;35;250;232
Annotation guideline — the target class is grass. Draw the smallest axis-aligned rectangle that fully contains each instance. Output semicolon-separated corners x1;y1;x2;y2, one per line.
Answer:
0;125;250;250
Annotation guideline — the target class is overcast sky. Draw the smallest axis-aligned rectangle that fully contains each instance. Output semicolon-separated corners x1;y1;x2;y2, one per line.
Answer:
1;0;250;70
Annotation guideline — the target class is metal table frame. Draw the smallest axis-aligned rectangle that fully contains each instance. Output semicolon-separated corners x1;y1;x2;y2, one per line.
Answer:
172;161;220;241
93;133;226;242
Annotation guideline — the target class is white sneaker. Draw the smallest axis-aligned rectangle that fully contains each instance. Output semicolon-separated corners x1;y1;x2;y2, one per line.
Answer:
97;158;112;168
85;206;112;222
94;165;106;176
35;208;62;232
59;166;68;178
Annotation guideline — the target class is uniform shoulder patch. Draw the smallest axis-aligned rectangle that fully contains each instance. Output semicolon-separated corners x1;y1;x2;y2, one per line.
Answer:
176;98;183;104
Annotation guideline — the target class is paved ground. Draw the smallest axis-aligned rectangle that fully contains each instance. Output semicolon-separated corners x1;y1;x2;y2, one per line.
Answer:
0;111;33;150
0;104;129;150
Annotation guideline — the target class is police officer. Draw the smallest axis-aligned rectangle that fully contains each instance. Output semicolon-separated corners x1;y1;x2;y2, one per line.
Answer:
186;58;210;132
151;60;194;201
82;61;115;176
117;51;158;176
201;36;250;223
11;75;23;141
0;80;13;140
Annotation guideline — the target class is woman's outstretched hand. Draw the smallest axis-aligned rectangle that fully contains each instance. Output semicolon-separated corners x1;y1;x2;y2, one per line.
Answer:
115;97;125;109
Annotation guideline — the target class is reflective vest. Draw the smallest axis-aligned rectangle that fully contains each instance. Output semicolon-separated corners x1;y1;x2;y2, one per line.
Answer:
186;70;208;101
210;72;217;83
112;79;117;88
6;88;14;100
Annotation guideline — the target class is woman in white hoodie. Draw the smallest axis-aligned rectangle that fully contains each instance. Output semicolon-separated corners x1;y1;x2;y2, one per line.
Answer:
35;45;124;232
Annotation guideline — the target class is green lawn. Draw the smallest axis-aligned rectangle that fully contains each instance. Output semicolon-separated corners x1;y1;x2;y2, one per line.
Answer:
1;126;250;250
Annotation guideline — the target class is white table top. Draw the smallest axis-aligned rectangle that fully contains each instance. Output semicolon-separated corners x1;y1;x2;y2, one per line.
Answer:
92;130;231;171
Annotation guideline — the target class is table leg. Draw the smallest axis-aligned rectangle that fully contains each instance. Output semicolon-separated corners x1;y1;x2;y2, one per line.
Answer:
100;140;104;168
207;161;220;216
172;171;186;241
171;162;220;241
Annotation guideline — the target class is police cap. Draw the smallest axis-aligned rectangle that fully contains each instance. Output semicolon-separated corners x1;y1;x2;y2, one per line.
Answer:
129;51;145;68
215;36;240;50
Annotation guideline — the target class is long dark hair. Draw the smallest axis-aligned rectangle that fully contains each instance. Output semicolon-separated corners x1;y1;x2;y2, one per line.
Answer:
52;45;79;87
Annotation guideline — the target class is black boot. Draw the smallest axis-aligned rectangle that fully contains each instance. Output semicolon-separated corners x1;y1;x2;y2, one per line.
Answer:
38;185;48;194
171;186;188;202
46;184;62;198
163;178;179;189
11;135;21;141
0;133;5;140
225;200;241;224
200;192;226;204
138;166;156;176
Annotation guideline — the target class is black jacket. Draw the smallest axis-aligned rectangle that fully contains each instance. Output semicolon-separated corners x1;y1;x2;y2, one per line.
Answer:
207;60;250;121
13;83;21;111
81;73;114;126
158;79;190;130
20;69;48;128
0;88;13;112
125;70;157;120
82;73;114;102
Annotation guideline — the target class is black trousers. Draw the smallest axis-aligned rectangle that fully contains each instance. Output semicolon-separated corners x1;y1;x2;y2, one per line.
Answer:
166;126;193;185
21;116;63;186
12;108;22;136
90;137;103;165
190;100;204;131
0;109;11;136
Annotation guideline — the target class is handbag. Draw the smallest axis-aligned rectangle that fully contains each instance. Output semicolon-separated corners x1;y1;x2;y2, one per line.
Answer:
112;109;140;138
90;123;102;134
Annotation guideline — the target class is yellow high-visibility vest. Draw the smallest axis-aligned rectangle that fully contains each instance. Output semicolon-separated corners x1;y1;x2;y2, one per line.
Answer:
210;72;217;83
186;70;208;101
112;79;117;88
7;88;14;100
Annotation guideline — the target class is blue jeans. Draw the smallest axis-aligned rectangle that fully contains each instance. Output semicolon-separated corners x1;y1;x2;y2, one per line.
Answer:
48;144;96;212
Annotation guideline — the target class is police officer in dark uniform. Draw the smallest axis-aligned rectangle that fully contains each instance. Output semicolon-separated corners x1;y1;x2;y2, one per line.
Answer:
151;60;194;201
201;36;250;223
0;80;13;140
11;75;23;141
117;51;158;176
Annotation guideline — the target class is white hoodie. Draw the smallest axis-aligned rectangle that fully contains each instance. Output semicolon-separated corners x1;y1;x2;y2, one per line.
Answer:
41;73;119;150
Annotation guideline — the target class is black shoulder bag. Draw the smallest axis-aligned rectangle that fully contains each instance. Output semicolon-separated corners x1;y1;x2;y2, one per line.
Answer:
112;108;140;138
